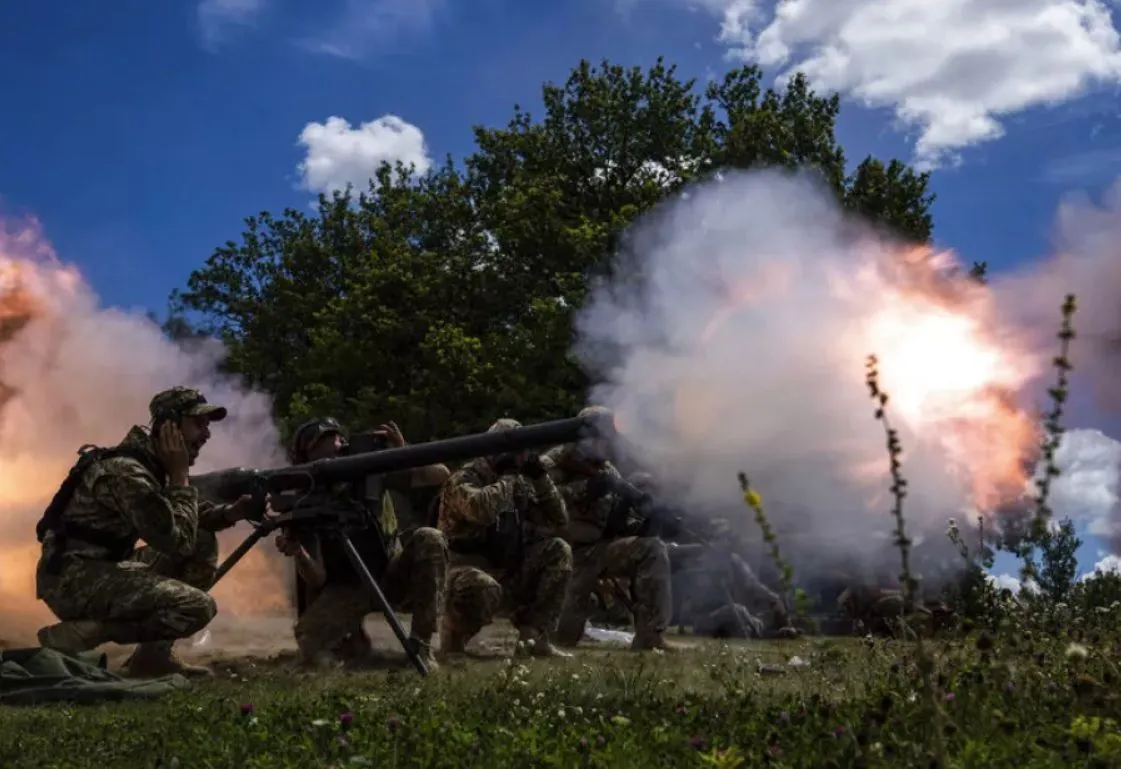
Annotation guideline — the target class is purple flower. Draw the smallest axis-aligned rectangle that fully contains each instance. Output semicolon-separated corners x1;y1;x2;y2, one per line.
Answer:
240;703;254;717
1004;681;1015;693
943;692;955;703
833;726;846;737
689;734;707;751
339;712;354;729
675;705;687;716
387;715;401;732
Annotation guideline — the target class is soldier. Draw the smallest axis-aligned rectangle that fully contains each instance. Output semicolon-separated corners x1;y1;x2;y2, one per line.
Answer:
34;387;257;677
627;472;796;640
838;585;937;636
544;407;677;652
437;418;573;659
274;417;450;670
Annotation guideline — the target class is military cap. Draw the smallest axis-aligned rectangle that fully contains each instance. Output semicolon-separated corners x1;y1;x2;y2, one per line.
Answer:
487;418;523;433
149;387;227;422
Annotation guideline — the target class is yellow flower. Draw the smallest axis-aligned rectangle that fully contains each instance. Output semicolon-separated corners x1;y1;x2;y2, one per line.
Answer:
744;489;763;508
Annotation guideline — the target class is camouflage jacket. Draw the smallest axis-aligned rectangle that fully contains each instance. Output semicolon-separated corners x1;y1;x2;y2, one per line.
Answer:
540;445;625;543
438;457;567;551
40;426;239;566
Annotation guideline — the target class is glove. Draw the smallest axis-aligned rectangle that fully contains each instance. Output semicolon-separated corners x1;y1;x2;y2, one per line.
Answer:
521;453;547;480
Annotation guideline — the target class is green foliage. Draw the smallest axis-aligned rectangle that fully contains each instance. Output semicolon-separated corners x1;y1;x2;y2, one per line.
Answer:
171;58;935;439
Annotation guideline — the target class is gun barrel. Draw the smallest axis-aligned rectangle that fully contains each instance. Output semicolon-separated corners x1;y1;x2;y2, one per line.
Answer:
193;415;603;496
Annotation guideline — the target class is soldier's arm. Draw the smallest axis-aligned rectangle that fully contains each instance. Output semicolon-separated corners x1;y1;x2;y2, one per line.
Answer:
197;501;239;532
92;461;199;558
440;473;519;526
527;473;568;529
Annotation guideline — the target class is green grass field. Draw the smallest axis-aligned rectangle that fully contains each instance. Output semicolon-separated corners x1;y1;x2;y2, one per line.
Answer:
4;622;1120;769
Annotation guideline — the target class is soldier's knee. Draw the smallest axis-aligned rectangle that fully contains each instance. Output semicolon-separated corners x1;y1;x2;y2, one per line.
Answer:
640;537;670;569
179;590;217;635
410;527;448;558
542;538;573;570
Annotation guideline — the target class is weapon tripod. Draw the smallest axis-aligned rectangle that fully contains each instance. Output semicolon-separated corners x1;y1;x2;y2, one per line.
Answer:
212;502;429;676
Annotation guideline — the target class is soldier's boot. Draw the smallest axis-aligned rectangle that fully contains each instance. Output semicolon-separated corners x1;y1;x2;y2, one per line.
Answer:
411;636;439;671
435;614;468;661
515;628;573;659
631;629;686;653
37;620;114;655
124;641;213;679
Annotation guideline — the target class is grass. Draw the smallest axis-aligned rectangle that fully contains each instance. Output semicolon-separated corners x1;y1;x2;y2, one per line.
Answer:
4;624;1121;768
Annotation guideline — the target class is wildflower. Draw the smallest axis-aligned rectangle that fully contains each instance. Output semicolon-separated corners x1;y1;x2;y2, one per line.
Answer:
833;726;846;737
689;734;706;751
578;737;589;752
1065;643;1089;660
239;703;254;717
1004;681;1014;693
943;692;955;703
387;715;401;732
338;736;349;749
339;712;354;729
675;704;686;716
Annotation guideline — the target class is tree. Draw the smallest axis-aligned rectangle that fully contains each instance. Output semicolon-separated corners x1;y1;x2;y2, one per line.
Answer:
1034;518;1081;605
172;57;938;438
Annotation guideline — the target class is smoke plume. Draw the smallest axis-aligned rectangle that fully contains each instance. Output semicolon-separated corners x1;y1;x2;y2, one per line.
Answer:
575;169;1048;595
0;215;290;647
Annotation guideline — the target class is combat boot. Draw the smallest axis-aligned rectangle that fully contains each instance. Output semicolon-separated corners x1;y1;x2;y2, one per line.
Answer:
124;641;213;679
436;614;467;661
516;629;573;659
37;620;114;655
413;637;439;672
631;629;687;652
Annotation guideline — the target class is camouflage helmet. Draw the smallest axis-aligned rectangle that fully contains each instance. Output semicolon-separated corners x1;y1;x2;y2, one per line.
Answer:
578;405;616;439
149;387;227;423
629;471;657;493
290;417;345;463
487;418;523;433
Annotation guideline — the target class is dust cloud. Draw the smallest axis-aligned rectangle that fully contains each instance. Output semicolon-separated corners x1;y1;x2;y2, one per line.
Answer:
0;215;292;649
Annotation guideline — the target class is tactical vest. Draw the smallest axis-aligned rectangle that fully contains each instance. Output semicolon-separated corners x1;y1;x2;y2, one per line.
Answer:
35;444;166;574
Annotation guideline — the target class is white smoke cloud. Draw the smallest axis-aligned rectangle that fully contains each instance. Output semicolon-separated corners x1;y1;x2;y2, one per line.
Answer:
574;168;1038;588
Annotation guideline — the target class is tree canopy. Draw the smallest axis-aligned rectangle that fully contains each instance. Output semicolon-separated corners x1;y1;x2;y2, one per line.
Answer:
170;58;937;442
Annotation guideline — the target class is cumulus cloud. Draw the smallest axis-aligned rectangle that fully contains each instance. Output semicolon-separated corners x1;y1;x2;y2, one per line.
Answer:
988;572;1031;594
1044;429;1121;544
648;0;1121;168
1083;553;1121;578
300;0;445;60
197;0;266;50
296;115;431;196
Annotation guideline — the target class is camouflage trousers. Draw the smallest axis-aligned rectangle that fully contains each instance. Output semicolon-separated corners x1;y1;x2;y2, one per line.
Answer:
444;537;573;642
557;536;672;645
295;527;448;660
35;529;220;644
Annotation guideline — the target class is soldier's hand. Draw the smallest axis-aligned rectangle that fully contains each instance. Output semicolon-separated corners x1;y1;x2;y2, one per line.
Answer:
521;453;547;480
275;530;302;557
156;422;191;478
225;494;257;523
374;421;406;448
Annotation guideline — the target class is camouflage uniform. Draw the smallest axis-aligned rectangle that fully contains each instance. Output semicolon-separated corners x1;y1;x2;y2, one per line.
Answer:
35;388;235;676
438;419;573;657
293;520;448;669
543;410;674;651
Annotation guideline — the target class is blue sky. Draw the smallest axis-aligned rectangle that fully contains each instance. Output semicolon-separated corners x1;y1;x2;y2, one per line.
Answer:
3;0;1121;579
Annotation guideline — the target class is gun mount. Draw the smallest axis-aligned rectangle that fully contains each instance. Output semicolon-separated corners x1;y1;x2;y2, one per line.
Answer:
193;413;609;676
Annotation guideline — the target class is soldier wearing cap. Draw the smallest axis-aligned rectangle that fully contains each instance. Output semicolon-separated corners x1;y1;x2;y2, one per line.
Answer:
272;417;450;670
34;387;257;677
542;406;678;652
437;418;574;659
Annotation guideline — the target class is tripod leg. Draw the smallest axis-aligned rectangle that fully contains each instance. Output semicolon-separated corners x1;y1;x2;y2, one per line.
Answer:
336;532;428;677
212;524;273;586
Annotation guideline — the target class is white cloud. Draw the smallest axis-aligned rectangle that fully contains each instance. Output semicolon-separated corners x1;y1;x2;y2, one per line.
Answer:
296;115;431;196
654;0;1121;168
300;0;444;60
197;0;265;50
1045;429;1121;544
1083;553;1121;578
987;572;1030;594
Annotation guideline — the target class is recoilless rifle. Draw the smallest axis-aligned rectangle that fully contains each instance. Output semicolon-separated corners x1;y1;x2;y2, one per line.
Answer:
192;413;611;676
